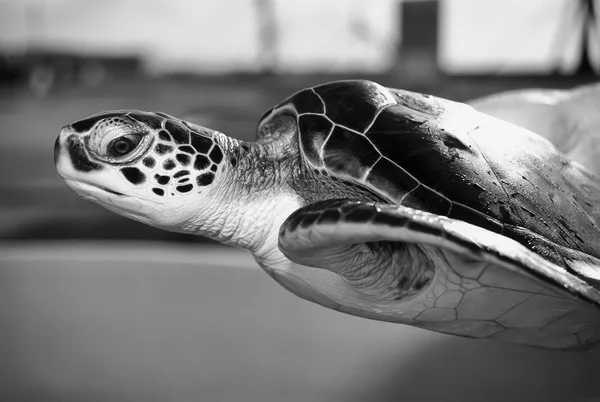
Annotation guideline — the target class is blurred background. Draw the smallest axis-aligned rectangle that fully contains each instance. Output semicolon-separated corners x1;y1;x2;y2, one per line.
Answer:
1;0;600;401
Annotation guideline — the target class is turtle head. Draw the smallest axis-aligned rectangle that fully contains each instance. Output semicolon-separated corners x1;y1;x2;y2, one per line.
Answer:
54;110;228;232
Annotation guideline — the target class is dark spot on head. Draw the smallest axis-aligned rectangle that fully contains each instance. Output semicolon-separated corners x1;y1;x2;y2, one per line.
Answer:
178;145;196;154
142;157;156;168
152;188;165;196
196;172;215;186
191;132;213;153
120;167;146;185
163;159;176;170
210;164;218;172
155;144;173;155
154;174;170;185
66;135;102;172
229;157;237;167
158;130;172;141
176;184;194;193
209;145;223;163
194;154;210;170
178;178;190;183
165;120;190;144
176;153;191;166
241;144;250;152
173;170;189;178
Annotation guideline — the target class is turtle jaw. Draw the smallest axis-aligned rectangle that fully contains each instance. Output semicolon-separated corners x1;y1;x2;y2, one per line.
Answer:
63;178;193;231
65;179;125;198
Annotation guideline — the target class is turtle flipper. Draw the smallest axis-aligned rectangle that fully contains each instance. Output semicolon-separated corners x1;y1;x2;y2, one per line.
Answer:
278;199;600;350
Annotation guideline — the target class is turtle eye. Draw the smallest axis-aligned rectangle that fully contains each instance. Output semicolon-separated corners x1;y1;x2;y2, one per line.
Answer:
107;134;143;157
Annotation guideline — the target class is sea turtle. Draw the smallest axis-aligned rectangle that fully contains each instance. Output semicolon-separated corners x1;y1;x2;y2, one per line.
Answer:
54;80;600;350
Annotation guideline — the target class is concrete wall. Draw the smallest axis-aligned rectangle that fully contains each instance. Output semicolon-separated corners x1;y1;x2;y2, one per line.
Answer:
0;0;400;73
0;0;591;74
438;0;591;74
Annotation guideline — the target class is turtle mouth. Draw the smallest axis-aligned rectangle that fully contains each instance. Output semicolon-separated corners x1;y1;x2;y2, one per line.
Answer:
66;180;125;197
92;184;124;196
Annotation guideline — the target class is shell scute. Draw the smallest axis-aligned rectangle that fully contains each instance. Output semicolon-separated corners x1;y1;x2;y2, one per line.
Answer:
322;126;380;178
365;158;419;201
298;114;333;168
290;89;325;114
313;80;394;133
401;186;453;217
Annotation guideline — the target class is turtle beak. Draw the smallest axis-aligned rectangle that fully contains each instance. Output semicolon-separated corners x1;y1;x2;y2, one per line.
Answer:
55;125;105;179
54;125;69;169
53;129;65;166
54;125;74;172
54;126;134;199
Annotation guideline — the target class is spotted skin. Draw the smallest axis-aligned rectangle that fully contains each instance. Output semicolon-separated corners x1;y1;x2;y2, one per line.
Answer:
65;110;223;197
194;155;210;170
142;157;156;168
175;154;191;166
120;167;145;185
154;174;170;185
154;144;173;155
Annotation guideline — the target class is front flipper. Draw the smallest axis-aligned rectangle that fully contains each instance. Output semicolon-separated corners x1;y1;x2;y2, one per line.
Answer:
277;199;600;350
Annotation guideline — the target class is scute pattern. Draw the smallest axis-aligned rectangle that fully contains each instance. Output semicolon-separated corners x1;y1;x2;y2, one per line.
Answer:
312;80;395;132
191;132;213;153
298;114;333;167
401;185;453;216
289;89;325;114
165;120;190;144
365;158;419;201
265;80;600;289
322;126;379;178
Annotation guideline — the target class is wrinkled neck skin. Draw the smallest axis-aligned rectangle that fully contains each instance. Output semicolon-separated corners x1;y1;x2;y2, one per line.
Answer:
185;134;304;262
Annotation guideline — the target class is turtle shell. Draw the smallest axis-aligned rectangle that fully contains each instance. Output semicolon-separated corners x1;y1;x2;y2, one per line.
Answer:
257;80;600;289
